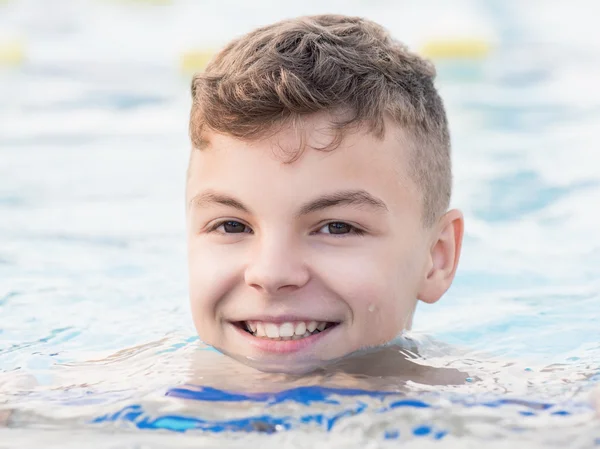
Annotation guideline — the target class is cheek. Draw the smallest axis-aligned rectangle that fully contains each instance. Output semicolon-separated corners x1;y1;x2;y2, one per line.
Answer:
315;240;421;344
187;240;244;324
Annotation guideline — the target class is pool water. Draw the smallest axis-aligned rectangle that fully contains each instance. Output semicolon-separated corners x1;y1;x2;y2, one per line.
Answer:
1;0;600;447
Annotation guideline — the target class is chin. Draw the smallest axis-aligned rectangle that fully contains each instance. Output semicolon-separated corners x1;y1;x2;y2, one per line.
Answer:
225;349;334;375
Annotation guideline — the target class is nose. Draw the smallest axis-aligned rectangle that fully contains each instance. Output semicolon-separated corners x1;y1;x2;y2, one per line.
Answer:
244;235;310;295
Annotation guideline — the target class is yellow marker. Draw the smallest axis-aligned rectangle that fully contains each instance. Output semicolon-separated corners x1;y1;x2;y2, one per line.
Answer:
420;38;491;60
0;39;25;67
180;49;215;73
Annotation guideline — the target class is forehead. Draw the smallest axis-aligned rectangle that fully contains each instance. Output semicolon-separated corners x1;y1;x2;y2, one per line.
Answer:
187;118;420;211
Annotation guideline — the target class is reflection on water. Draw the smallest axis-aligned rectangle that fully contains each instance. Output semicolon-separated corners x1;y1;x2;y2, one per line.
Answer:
1;0;600;447
2;334;598;446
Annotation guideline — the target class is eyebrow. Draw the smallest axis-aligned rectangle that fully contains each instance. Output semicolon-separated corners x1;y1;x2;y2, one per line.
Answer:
188;190;251;214
188;189;388;216
296;190;388;216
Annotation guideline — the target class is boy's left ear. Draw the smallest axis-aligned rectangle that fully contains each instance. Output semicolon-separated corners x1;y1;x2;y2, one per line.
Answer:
417;209;464;304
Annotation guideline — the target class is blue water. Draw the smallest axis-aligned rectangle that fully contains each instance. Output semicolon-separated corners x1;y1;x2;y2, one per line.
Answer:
1;0;600;447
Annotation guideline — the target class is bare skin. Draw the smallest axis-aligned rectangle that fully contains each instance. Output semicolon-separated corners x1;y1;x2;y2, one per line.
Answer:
186;114;464;374
183;341;471;394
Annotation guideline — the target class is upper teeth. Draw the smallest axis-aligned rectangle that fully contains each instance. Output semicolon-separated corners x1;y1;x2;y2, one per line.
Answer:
245;320;330;340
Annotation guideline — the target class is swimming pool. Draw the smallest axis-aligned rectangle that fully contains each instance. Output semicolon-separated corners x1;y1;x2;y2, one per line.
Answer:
1;0;599;447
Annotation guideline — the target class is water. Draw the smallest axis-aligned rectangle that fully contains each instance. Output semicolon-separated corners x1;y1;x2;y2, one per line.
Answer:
1;0;600;447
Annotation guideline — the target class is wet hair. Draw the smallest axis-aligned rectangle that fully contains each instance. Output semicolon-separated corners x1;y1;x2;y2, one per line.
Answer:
189;14;451;225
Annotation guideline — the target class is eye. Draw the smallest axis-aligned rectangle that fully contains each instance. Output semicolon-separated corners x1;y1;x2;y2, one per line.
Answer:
215;220;252;234
317;221;364;236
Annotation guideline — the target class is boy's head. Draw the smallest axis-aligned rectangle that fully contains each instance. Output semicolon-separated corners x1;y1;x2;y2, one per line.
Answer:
186;15;463;373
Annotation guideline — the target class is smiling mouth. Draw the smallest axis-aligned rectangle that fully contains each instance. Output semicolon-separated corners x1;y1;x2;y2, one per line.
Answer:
234;320;338;341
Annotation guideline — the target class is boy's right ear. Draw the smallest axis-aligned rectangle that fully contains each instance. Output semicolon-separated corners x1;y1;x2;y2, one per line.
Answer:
417;209;464;304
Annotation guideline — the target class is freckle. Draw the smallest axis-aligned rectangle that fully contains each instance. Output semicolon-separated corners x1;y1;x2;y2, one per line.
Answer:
368;304;375;312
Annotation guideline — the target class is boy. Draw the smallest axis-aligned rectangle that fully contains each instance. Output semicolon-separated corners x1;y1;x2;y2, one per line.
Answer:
185;14;463;375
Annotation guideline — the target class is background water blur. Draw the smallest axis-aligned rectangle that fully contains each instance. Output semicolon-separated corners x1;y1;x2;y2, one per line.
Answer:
1;0;600;447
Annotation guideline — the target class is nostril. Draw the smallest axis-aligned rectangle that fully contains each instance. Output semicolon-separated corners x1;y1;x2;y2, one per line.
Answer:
247;282;301;296
244;256;310;294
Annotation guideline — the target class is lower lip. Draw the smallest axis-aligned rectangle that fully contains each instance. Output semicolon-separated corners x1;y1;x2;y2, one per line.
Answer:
231;323;336;354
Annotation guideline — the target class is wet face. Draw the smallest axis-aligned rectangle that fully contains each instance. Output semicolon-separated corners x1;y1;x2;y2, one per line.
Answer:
186;115;462;373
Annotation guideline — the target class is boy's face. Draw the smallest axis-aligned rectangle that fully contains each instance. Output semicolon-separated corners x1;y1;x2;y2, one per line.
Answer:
186;115;462;373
